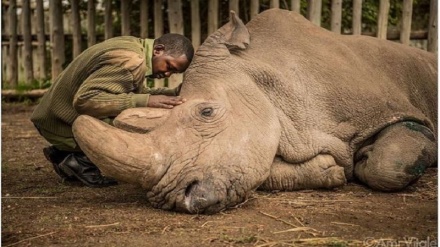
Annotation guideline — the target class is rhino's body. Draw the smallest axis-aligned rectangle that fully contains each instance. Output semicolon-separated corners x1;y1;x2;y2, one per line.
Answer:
73;9;437;214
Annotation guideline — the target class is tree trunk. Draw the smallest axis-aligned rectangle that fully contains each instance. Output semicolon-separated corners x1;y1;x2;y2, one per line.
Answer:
8;0;18;87
428;0;437;52
230;0;239;13
307;0;322;26
71;0;82;58
331;0;342;34
208;0;219;35
377;0;390;39
50;0;65;79
121;1;131;36
88;0;96;47
191;0;201;49
352;0;362;35
291;0;301;13
104;0;113;40
22;0;34;84
35;0;46;81
250;0;259;19
140;0;149;38
167;0;184;89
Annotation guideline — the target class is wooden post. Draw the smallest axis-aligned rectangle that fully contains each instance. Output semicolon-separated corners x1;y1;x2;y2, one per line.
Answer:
140;0;149;38
49;0;65;79
35;0;47;81
291;0;301;13
230;0;239;13
331;0;342;34
71;0;82;58
104;0;113;40
121;1;131;36
307;0;322;26
88;0;96;47
154;0;164;88
250;0;259;19
270;0;280;8
22;0;34;84
8;0;18;87
400;0;413;46
167;0;184;88
352;0;362;35
208;0;219;35
377;0;390;39
428;0;437;53
191;0;201;49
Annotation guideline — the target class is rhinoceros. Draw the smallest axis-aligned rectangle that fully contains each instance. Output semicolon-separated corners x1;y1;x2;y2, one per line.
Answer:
72;9;437;214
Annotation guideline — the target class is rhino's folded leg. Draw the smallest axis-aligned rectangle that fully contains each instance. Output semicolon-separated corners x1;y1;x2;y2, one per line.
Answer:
354;121;437;192
259;154;346;191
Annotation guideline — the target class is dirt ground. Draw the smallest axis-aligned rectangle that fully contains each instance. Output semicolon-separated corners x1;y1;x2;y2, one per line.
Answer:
1;102;437;247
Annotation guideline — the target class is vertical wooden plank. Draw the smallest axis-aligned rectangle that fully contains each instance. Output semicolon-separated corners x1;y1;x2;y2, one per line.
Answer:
400;0;413;46
250;0;259;19
291;0;301;13
8;0;18;87
208;0;219;35
230;0;239;13
331;0;342;34
22;0;34;84
121;1;131;36
307;0;322;26
104;0;113;40
377;0;390;39
140;0;149;38
154;0;164;38
88;0;96;47
270;0;279;8
36;0;46;80
352;0;362;35
71;0;82;58
191;0;201;49
50;0;65;79
167;0;184;88
154;0;164;88
428;0;437;52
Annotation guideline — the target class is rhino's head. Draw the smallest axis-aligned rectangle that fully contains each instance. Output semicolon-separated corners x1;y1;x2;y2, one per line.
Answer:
73;12;281;214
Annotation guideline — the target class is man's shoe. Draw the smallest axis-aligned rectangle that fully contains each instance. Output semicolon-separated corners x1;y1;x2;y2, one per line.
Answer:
58;153;118;188
43;146;77;181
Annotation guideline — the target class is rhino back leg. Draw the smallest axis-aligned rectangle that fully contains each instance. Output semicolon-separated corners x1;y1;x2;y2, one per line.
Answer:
259;154;347;191
354;121;437;191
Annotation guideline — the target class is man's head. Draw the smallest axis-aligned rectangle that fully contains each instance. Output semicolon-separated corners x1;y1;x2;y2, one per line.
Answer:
150;33;194;79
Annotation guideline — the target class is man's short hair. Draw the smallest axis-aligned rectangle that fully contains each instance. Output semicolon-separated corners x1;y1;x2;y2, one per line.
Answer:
155;33;194;63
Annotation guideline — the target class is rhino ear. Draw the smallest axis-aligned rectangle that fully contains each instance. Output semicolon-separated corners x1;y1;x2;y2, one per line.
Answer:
219;11;250;51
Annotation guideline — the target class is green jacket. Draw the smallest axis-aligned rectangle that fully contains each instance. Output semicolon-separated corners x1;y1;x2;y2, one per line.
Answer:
31;36;180;138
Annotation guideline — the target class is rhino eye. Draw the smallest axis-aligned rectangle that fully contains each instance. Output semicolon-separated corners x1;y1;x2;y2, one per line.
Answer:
200;107;213;117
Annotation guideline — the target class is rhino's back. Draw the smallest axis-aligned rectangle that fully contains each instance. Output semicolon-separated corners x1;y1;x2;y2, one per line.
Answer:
246;9;437;138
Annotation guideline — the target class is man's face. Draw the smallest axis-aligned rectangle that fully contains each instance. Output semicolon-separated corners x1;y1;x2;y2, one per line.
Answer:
151;45;190;79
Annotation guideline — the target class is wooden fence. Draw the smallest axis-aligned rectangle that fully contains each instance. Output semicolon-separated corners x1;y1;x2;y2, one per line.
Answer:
1;0;438;94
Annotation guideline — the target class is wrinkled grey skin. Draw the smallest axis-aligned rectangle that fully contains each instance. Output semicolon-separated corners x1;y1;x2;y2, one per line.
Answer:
73;9;437;214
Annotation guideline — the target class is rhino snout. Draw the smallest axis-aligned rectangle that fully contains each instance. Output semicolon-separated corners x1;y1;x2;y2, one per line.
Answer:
179;180;222;214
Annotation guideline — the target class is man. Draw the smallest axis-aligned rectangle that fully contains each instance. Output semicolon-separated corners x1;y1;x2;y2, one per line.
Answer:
31;33;194;188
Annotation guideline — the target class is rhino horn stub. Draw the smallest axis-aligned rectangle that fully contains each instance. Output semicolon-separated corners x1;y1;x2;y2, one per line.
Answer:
220;11;250;51
113;107;171;133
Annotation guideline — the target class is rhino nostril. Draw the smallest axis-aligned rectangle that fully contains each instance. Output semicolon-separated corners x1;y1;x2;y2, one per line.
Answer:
185;180;199;197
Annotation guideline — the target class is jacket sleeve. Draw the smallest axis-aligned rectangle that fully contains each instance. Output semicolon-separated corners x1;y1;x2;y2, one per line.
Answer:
140;83;182;96
73;64;151;118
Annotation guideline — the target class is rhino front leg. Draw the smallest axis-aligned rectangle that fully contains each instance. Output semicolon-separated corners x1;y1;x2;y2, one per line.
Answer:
354;121;437;191
259;154;346;191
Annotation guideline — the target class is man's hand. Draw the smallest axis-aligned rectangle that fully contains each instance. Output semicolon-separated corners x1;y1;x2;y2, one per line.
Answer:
147;95;186;109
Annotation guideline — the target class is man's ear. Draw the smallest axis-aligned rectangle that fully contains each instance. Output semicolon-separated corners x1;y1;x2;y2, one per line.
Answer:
153;44;165;56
